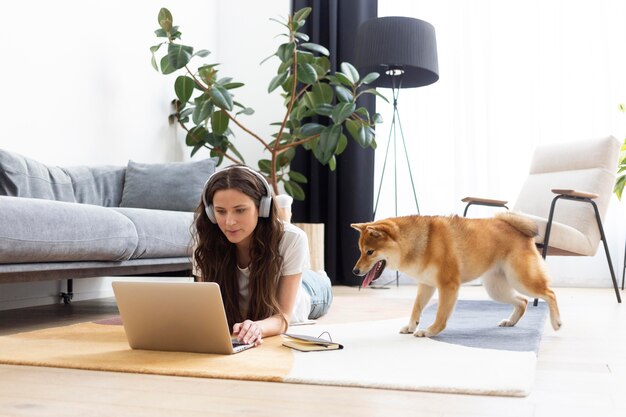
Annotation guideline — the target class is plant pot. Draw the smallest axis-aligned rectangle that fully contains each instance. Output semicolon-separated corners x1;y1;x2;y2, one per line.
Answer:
274;194;294;223
274;194;325;272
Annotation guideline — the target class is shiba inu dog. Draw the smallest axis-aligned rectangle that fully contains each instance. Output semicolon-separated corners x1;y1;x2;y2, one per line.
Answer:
351;213;561;337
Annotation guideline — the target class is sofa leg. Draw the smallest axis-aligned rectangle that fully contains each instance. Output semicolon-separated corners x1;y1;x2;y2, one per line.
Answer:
60;279;74;304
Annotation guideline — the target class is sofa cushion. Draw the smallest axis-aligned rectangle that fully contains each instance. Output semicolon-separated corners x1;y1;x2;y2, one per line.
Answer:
0;149;76;202
0;196;138;264
64;165;126;207
119;158;217;212
113;208;194;259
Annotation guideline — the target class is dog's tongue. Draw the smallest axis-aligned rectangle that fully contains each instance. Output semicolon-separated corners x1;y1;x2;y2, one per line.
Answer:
361;260;384;288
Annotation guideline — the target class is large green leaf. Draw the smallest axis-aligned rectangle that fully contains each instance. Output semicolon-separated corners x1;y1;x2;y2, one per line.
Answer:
360;72;380;85
336;133;348;155
236;107;255;116
340;62;359;84
190;143;204;157
293;7;312;23
300;43;329;56
284;180;305;201
296;51;314;64
312;82;333;104
192;96;213;124
210;84;233;110
315;103;334;117
193;49;211;58
160;56;176;75
300;122;325;137
331;72;354;87
223;82;244;90
268;71;289;93
314;56;331;76
328;155;337;171
211;110;229;135
158;8;173;32
345;119;366;146
296;63;318;85
288;170;308;183
168;44;193;70
294;32;310;42
150;44;163;71
258;159;272;175
186;125;208;146
334;85;353;103
174;76;195;103
360;88;389;103
331;102;356;124
316;125;342;164
303;91;318;111
277;43;295;62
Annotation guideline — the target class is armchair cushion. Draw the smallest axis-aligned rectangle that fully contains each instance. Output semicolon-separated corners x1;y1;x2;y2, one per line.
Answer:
521;213;596;256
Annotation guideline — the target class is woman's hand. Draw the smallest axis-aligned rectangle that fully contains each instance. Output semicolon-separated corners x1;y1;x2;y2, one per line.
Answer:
233;319;264;346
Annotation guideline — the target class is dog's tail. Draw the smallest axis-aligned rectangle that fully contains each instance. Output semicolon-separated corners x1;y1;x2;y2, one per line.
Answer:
495;212;539;237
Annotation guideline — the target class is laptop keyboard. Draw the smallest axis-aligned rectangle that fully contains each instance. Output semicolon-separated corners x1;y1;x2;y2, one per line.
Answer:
231;339;254;352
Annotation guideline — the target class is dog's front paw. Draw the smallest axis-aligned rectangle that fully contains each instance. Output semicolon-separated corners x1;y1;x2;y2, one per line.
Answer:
399;322;418;334
413;326;442;337
498;319;516;327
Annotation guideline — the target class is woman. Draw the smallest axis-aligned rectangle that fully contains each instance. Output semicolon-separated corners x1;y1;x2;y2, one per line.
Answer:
193;165;332;346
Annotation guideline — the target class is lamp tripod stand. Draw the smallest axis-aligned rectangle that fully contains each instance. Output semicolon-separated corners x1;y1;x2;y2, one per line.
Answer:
371;69;420;288
354;15;439;291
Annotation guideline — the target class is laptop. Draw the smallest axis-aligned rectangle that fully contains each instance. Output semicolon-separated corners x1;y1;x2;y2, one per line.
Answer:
112;281;254;354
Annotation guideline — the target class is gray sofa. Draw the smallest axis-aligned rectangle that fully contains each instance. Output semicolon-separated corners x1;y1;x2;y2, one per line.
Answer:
0;149;216;302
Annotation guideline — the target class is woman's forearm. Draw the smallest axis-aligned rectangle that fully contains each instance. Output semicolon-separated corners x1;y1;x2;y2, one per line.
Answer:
257;313;289;337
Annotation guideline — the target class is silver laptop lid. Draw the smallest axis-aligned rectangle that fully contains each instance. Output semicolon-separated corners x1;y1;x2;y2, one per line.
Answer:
112;281;252;355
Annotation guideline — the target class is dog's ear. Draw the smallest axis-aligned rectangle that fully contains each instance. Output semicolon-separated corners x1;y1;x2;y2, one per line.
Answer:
351;223;368;232
365;225;387;239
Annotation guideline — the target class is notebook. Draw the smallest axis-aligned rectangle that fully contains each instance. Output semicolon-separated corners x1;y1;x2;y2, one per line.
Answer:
112;281;254;354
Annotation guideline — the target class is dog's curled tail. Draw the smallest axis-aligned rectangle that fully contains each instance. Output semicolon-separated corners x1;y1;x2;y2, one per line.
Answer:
495;212;539;237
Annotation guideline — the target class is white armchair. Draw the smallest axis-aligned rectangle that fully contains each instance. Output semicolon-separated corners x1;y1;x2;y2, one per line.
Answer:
463;136;622;303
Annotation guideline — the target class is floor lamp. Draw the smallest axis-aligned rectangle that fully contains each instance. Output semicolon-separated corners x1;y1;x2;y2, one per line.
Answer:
354;16;439;287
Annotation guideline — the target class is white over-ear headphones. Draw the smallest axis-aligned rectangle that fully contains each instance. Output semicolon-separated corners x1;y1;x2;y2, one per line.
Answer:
202;165;273;224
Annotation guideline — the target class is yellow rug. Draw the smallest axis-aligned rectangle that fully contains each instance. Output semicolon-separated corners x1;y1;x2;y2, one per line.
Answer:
0;317;538;396
0;321;292;381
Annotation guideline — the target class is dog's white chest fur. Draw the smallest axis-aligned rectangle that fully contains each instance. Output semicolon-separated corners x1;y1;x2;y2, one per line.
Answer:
405;264;439;287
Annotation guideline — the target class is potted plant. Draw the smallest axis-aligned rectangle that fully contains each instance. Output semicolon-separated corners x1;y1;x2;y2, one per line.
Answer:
614;104;626;200
150;7;385;201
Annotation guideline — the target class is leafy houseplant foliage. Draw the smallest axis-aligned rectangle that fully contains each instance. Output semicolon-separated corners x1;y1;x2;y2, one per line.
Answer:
614;104;626;200
151;7;385;200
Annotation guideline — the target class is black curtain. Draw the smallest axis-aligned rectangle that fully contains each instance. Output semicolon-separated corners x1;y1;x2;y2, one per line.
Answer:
290;0;378;286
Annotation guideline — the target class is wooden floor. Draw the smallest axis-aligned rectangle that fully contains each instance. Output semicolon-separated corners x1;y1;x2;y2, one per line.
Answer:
0;285;624;417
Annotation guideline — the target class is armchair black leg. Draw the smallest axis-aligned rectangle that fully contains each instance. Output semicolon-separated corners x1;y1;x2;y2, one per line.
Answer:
592;201;621;303
535;194;621;304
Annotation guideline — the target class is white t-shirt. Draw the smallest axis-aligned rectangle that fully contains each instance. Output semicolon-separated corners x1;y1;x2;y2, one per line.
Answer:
237;222;311;323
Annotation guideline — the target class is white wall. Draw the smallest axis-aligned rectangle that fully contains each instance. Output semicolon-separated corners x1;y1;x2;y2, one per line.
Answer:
0;0;289;309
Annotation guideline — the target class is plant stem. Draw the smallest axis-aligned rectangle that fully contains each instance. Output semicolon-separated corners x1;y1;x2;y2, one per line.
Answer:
268;15;300;195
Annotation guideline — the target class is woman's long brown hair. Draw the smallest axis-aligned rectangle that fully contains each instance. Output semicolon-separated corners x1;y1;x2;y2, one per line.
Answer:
192;166;286;330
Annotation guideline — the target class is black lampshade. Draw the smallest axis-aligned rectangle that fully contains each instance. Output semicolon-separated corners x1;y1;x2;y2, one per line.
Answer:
354;16;439;89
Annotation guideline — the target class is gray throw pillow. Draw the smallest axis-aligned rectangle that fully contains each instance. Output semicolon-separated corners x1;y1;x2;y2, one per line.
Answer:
0;149;76;202
119;158;217;212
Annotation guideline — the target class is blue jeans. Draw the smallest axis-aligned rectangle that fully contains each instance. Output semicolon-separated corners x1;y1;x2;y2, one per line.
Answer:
301;270;333;319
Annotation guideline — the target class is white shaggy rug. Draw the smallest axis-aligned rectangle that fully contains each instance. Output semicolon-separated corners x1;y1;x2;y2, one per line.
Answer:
285;318;537;397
